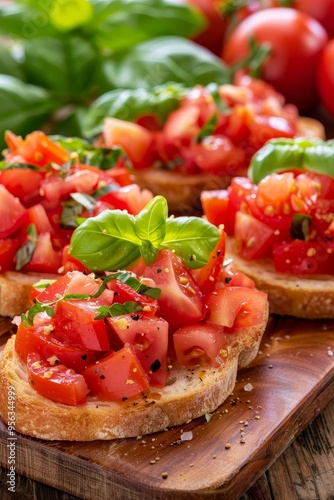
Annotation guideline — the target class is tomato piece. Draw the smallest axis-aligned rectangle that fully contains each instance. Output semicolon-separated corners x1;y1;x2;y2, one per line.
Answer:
142;249;205;329
234;211;274;260
22;232;62;274
190;226;226;294
82;345;150;401
0;168;43;208
106;314;169;387
190;135;246;176
272;240;334;275
201;189;230;230
248;114;296;151
312;199;334;239
205;287;267;331
61;245;88;273
0;238;20;272
222;8;328;111
53;299;110;351
99;184;153;215
107;278;158;316
0;185;27;238
32;272;73;303
15;322;96;372
215;263;255;290
41;169;100;206
101;117;155;169
27;352;89;405
173;322;226;368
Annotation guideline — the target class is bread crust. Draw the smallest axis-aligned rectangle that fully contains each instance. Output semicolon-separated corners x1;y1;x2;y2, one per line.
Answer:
226;239;334;319
0;307;268;441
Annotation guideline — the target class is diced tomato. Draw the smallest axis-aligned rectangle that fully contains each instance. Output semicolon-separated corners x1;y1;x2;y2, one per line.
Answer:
191;135;245;176
32;272;73;303
234;211;274;260
15;322;95;372
82;345;150;401
312;198;334;239
41;169;100;206
99;184;153;215
191;226;226;294
107;277;158;316
205;287;268;330
0;185;27;238
248;114;297;152
101;117;155;169
24;204;53;234
27;352;89;405
0;168;43;207
0;237;20;272
142;249;205;329
173;322;226;368
53;299;110;351
215;263;256;289
106;314;168;387
201;189;230;230
273;240;334;275
22;232;62;274
61;245;88;273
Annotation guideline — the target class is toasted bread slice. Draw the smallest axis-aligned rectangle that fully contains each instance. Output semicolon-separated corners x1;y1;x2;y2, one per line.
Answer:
0;305;268;441
132;117;325;213
226;239;334;319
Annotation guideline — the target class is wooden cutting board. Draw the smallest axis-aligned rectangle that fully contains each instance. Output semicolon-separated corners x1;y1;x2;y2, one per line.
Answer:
0;314;334;499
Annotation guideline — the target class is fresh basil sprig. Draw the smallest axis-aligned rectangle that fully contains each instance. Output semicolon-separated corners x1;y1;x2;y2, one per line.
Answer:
95;301;144;320
248;138;334;184
93;272;161;299
69;195;220;271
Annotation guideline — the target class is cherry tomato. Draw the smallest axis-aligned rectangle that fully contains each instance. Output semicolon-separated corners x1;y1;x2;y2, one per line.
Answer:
186;0;227;55
293;0;334;38
317;38;334;119
222;8;328;111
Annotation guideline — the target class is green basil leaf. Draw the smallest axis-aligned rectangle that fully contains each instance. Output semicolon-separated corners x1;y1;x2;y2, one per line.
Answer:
90;0;204;52
83;83;189;139
0;3;59;39
196;113;217;142
0;75;59;150
22;36;98;99
92;184;119;200
140;240;159;266
93;271;161;299
95;301;143;320
135;195;167;247
248;138;334;183
15;223;38;271
69;209;141;271
70;193;96;211
161;217;220;269
0;45;24;80
60;200;84;229
62;293;91;300
290;214;312;241
21;298;54;327
206;83;229;114
97;37;232;92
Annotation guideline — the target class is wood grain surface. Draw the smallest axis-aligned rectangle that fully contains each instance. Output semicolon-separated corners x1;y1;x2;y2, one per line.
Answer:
1;315;334;499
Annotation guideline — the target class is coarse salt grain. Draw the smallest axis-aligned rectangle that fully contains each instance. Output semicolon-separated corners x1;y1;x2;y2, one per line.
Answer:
243;383;253;392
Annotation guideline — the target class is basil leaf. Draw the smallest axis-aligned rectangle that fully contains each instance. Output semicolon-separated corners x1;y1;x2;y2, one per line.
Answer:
93;271;161;299
248;138;334;184
63;293;91;300
21;299;54;327
290;214;312;241
97;37;232;92
140;240;159;266
60;200;84;229
69;209;141;271
15;224;38;271
206;83;229;114
161;217;220;269
196;113;217;142
0;3;59;39
135;195;167;247
95;301;143;320
83;83;189;139
92;184;119;200
70;193;96;211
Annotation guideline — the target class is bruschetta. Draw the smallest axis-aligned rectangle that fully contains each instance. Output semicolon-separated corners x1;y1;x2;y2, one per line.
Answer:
0;196;268;440
201;137;334;319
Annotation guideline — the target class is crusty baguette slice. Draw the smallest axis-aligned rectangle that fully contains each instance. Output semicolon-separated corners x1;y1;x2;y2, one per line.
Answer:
226;238;334;319
132;117;325;213
0;305;268;441
0;271;58;318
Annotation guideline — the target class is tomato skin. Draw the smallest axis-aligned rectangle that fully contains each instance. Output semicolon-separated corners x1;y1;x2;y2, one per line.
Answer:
215;263;256;290
293;0;334;38
273;241;334;275
107;278;158;316
22;232;62;274
317;39;334;118
142;249;205;330
27;352;90;405
234;211;274;260
201;189;230;230
0;238;20;272
222;8;328;111
173;322;226;368
0;185;27;239
82;345;150;401
186;0;227;55
0;168;43;208
190;135;246;176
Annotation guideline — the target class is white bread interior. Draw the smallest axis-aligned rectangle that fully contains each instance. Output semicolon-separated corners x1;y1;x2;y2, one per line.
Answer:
226;239;334;319
0;304;268;441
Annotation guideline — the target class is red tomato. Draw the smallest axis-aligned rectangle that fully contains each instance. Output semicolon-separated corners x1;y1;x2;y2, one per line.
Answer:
0;185;27;239
0;168;43;208
27;352;90;405
22;232;62;274
107;278;158;316
15;322;96;372
234;211;274;260
201;189;230;230
222;8;328;111
293;0;334;38
41;169;100;206
317;39;334;118
273;240;334;274
99;184;153;215
186;0;227;55
205;286;267;330
53;299;111;351
101;117;155;169
142;249;205;329
82;345;150;401
32;272;73;303
0;238;20;272
173;322;226;368
190;135;246;176
106;314;169;387
215;263;256;289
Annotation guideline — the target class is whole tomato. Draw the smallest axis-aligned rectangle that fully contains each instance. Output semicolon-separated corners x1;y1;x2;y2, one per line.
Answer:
186;0;227;55
222;8;328;112
293;0;334;38
317;39;334;118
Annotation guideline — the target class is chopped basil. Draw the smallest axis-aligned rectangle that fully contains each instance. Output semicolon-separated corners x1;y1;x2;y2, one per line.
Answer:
290;214;312;241
93;272;161;299
15;223;38;271
95;301;143;320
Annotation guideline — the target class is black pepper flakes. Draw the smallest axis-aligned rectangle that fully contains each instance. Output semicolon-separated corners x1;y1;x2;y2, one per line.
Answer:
157;268;162;273
81;354;87;360
224;277;232;284
131;314;141;321
150;359;161;373
100;374;105;380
